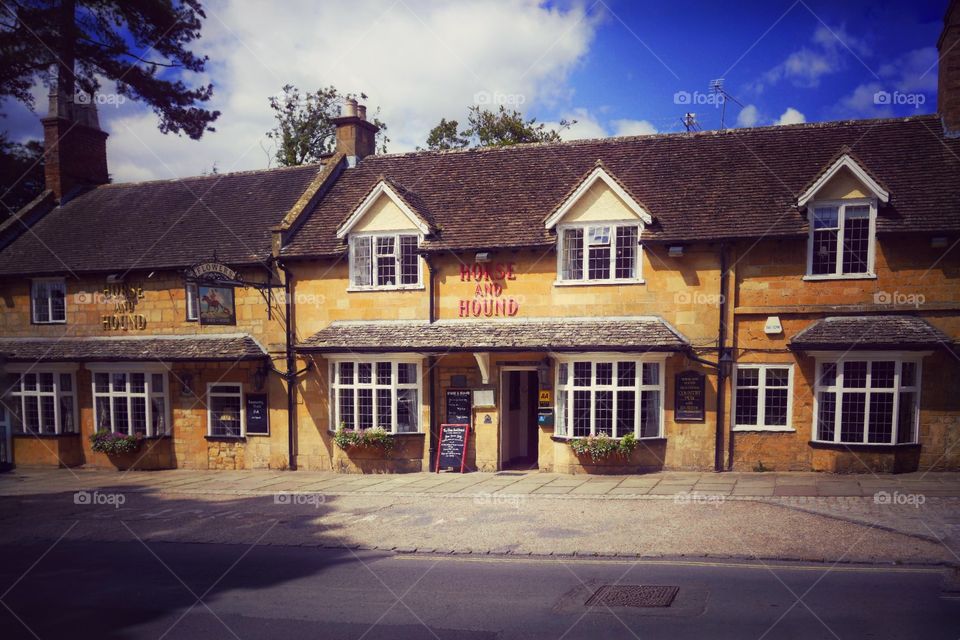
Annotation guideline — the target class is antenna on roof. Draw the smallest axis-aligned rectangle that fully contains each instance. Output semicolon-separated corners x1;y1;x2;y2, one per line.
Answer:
710;78;744;131
682;112;700;132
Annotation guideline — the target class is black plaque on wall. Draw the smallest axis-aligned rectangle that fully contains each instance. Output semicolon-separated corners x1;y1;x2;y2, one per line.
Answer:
445;389;472;426
245;393;270;435
675;371;705;422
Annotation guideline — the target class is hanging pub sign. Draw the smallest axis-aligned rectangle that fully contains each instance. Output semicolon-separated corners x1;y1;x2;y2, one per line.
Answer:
675;371;705;422
187;261;239;283
185;259;239;326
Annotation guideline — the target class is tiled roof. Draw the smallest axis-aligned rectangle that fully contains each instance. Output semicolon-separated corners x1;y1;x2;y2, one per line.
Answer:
0;334;268;362
282;115;960;257
0;164;324;276
789;315;952;350
297;317;689;352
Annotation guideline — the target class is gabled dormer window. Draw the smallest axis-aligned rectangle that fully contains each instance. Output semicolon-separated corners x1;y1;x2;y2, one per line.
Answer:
349;233;421;289
559;223;640;282
806;200;876;277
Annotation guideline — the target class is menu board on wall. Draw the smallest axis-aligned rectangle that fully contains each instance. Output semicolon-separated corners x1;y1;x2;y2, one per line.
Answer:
245;393;270;435
445;389;472;426
675;371;705;422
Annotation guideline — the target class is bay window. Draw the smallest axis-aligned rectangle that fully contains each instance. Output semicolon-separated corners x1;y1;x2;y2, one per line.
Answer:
807;200;875;277
331;359;421;433
349;233;421;289
554;357;663;439
813;356;921;445
558;223;640;283
31;278;66;324
92;368;169;437
9;368;77;434
733;364;793;431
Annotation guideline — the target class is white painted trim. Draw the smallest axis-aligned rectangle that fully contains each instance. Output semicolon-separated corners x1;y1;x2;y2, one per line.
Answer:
805;198;878;277
555;221;643;284
90;367;170;437
207;382;245;438
545;165;652;229
797;154;889;207
731;363;795;431
9;369;79;435
348;232;423;289
30;277;66;324
802;274;877;281
473;352;491;385
328;357;424;434
336;181;431;239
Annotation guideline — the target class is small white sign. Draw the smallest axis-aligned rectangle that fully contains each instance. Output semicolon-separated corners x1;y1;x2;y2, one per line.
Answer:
764;316;783;335
473;388;495;408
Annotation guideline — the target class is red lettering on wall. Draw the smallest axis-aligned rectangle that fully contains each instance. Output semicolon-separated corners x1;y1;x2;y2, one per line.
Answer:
456;260;521;317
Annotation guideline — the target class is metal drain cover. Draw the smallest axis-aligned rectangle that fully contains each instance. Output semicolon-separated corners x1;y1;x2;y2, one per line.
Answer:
585;585;679;608
494;471;528;477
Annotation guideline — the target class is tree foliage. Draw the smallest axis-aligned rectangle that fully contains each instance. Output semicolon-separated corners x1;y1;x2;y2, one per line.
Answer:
425;105;574;150
266;84;389;167
0;136;44;217
0;0;219;139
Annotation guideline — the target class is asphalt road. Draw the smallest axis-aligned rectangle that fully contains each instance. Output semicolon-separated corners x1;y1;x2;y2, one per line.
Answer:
0;542;957;640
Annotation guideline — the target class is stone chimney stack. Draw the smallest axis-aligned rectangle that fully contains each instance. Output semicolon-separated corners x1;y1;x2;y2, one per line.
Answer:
939;0;960;136
331;97;379;164
42;86;109;201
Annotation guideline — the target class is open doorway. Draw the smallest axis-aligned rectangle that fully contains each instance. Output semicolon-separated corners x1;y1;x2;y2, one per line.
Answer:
500;369;539;470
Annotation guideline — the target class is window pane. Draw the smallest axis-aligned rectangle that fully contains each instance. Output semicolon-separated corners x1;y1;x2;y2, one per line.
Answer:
573;362;591;386
351;236;372;287
558;363;569;386
842;362;867;388
210;395;241;437
595;390;613;436
765;368;789;387
735;388;758;426
23;396;39;432
112;373;127;392
572;390;590;437
339;362;354;385
186;283;200;320
642;362;659;386
640;390;660;438
95;397;111;431
60;395;75;433
39;372;54;392
358;363;372;384
40;395;55;434
840;391;866;442
813;206;839;229
818;363;836;387
376;389;392;430
338;388;355;428
22;373;36;391
32;281;50;322
870;361;895;388
130;373;146;393
736;368;759;388
615;390;635;437
151;374;165;393
556;389;567;436
562;229;584;280
588;225;611;245
399;236;419;285
841;206;870;274
152;397;167;435
59;373;73;393
812;228;838;275
588;244;611;280
376;362;391;385
357;389;373;428
764;388;788;426
112;397;130;435
817;391;836;441
595;362;612;386
94;373;109;393
901;362;917;387
131;397;147;435
210;384;237;394
897;392;917;444
397;389;418;433
397;363;417;385
615;226;637;279
376;236;396;286
50;281;65;322
617;362;635;387
868;392;894;443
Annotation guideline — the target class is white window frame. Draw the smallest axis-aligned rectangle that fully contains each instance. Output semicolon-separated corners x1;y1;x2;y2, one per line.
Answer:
328;355;423;433
811;352;924;445
348;233;423;291
553;354;665;439
556;222;643;285
7;363;79;435
90;363;170;437
732;364;795;432
804;198;877;280
185;282;200;321
206;382;245;438
31;277;67;324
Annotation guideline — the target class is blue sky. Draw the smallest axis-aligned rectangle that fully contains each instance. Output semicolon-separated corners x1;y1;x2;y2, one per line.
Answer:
2;0;948;181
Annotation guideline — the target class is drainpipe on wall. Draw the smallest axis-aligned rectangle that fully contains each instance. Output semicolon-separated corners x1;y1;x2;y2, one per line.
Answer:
714;243;728;472
425;255;438;458
278;260;297;471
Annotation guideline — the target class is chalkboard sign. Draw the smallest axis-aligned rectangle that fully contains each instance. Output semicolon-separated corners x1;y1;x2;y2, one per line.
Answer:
436;424;470;473
675;371;705;422
445;389;472;426
245;393;270;435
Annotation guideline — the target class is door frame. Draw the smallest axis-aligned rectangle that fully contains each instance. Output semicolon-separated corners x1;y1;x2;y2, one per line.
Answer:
499;366;538;469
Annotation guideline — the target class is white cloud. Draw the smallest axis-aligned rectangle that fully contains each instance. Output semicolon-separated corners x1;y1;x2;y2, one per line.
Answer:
750;24;870;93
832;46;937;119
611;118;657;136
97;0;601;182
542;109;658;141
736;104;760;128
775;107;806;125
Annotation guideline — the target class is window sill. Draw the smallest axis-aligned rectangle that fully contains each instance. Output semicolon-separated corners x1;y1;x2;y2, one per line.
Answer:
205;435;245;442
30;320;67;325
732;427;796;433
13;432;80;438
551;435;665;442
347;285;425;293
553;279;645;287
802;274;876;282
809;440;919;450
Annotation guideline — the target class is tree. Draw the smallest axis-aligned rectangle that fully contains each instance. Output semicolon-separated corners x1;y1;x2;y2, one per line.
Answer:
0;0;219;139
0;136;44;217
424;105;575;150
266;84;389;167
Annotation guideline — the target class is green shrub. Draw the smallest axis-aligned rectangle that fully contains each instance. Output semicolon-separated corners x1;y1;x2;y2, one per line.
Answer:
333;425;396;453
90;430;143;455
568;433;638;461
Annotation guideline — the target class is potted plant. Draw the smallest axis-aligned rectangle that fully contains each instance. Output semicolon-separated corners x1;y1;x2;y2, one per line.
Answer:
90;430;144;456
568;433;638;462
333;425;396;455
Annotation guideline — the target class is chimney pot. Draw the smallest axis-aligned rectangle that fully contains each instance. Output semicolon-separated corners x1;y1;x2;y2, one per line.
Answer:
343;98;358;118
357;104;367;121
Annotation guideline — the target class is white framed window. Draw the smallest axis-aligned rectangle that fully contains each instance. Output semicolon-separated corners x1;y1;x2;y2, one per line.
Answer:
806;199;876;278
31;278;66;324
557;223;641;284
732;364;794;431
330;357;421;433
348;233;421;290
813;355;922;445
91;365;169;437
8;365;78;434
554;355;664;439
207;383;244;438
185;282;200;321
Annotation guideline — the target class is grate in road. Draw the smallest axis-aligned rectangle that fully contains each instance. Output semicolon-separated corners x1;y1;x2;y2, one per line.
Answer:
585;585;679;608
494;471;528;476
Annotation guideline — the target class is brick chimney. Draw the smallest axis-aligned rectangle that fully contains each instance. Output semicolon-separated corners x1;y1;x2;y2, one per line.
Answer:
940;0;960;136
42;86;109;201
331;98;379;164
